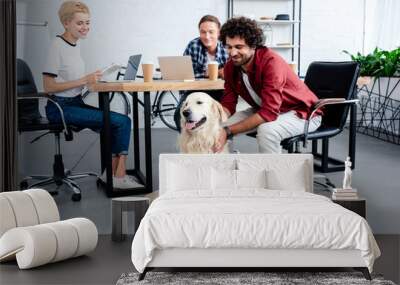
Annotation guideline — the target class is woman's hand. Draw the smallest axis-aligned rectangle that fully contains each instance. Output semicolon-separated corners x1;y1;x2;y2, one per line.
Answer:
43;72;101;94
81;70;102;85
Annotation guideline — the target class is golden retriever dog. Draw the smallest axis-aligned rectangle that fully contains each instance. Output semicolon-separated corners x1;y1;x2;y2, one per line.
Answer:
178;92;229;153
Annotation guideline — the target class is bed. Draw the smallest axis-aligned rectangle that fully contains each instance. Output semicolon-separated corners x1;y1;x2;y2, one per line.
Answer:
131;154;380;280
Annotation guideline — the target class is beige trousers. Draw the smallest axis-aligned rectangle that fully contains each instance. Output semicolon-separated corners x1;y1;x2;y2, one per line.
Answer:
225;108;322;153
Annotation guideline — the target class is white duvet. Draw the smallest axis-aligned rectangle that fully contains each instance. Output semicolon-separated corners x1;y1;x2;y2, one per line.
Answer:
131;190;380;273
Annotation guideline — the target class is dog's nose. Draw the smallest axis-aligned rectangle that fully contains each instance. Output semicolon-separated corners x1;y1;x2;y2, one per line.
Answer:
182;109;191;118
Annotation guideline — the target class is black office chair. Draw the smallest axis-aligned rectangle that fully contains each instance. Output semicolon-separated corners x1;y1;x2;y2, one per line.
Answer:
17;59;97;201
248;61;360;173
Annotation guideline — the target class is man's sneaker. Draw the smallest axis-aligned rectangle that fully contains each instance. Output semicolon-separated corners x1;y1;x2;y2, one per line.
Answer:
113;176;144;189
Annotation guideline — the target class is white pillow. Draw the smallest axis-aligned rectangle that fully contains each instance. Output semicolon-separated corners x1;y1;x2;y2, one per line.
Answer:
266;162;307;191
236;169;267;189
212;168;237;190
167;162;211;191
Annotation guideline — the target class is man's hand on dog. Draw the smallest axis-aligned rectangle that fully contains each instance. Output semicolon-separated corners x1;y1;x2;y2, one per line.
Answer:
213;129;228;153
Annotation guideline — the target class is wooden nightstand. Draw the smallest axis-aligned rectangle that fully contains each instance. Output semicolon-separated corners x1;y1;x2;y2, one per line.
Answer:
332;198;366;218
313;190;367;218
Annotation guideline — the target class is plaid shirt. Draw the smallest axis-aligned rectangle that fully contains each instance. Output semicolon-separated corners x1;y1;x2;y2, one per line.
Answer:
183;37;229;79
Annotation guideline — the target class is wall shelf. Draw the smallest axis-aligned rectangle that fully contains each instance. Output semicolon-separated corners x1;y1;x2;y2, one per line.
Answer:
227;0;302;74
257;20;300;24
269;45;298;49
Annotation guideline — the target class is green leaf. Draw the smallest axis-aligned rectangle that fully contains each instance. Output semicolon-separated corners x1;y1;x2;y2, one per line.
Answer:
342;47;400;77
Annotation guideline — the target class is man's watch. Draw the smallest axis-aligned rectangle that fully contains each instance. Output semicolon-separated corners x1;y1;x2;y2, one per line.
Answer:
223;126;234;140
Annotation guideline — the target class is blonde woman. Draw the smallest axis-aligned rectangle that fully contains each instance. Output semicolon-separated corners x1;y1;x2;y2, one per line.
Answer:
43;1;137;189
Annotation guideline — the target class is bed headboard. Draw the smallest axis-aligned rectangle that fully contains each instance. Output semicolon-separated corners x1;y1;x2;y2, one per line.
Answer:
159;154;314;195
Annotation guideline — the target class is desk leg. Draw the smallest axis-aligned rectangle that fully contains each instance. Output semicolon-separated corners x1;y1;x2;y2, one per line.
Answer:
132;92;140;171
143;91;153;192
99;91;113;196
349;103;357;169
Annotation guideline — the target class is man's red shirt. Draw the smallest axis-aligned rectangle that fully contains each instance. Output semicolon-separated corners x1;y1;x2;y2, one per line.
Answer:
221;47;321;122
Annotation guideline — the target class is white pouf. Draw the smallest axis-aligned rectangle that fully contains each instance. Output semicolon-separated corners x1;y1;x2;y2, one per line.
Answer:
0;189;98;269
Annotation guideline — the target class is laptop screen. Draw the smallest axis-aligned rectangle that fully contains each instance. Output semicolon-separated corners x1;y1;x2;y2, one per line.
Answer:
124;54;142;80
158;56;195;80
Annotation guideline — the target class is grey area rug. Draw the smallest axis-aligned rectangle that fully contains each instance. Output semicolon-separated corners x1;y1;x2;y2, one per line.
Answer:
116;271;396;285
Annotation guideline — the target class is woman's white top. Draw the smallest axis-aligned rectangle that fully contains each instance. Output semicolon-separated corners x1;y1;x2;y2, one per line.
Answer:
43;36;85;98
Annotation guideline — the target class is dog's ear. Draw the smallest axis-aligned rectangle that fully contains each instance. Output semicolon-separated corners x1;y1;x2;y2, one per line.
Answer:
180;99;188;115
212;100;228;123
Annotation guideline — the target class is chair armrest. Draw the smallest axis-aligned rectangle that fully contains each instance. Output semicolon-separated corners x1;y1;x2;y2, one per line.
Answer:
302;98;359;147
17;94;69;135
308;98;359;121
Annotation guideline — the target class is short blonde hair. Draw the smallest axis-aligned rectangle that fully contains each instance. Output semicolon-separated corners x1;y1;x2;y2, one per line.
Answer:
58;1;90;24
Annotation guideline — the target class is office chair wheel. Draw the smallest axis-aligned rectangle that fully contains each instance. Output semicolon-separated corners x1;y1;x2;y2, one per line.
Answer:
71;193;81;202
20;181;29;190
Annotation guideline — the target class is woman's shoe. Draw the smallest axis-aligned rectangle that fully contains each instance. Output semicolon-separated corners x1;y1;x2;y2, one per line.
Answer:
99;172;143;189
113;176;143;189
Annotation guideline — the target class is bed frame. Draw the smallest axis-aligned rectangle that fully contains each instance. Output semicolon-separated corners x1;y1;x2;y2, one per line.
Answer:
137;154;373;281
139;248;371;280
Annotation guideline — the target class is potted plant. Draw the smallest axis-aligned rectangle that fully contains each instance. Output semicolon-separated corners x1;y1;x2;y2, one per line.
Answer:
343;47;400;144
343;47;400;87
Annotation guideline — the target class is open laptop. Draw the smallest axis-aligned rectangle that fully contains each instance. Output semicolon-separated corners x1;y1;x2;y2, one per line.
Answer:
158;56;195;81
123;54;141;80
99;54;142;83
82;54;141;97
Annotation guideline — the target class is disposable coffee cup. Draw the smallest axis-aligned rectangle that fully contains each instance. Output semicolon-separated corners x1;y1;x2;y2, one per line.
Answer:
208;61;219;80
142;63;154;82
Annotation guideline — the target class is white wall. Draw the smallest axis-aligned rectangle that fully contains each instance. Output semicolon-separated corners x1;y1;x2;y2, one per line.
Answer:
300;0;365;75
364;0;400;53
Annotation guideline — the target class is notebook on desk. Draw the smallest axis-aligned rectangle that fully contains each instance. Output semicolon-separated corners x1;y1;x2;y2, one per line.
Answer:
158;56;195;81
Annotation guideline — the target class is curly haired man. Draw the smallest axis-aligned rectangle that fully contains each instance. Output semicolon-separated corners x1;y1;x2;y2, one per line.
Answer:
214;17;322;153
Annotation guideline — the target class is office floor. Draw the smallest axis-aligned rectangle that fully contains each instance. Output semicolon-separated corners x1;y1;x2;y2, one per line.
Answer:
0;235;133;285
3;128;399;284
0;234;398;285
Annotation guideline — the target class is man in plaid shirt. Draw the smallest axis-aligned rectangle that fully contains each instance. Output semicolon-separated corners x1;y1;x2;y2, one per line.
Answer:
174;15;228;131
184;28;228;78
